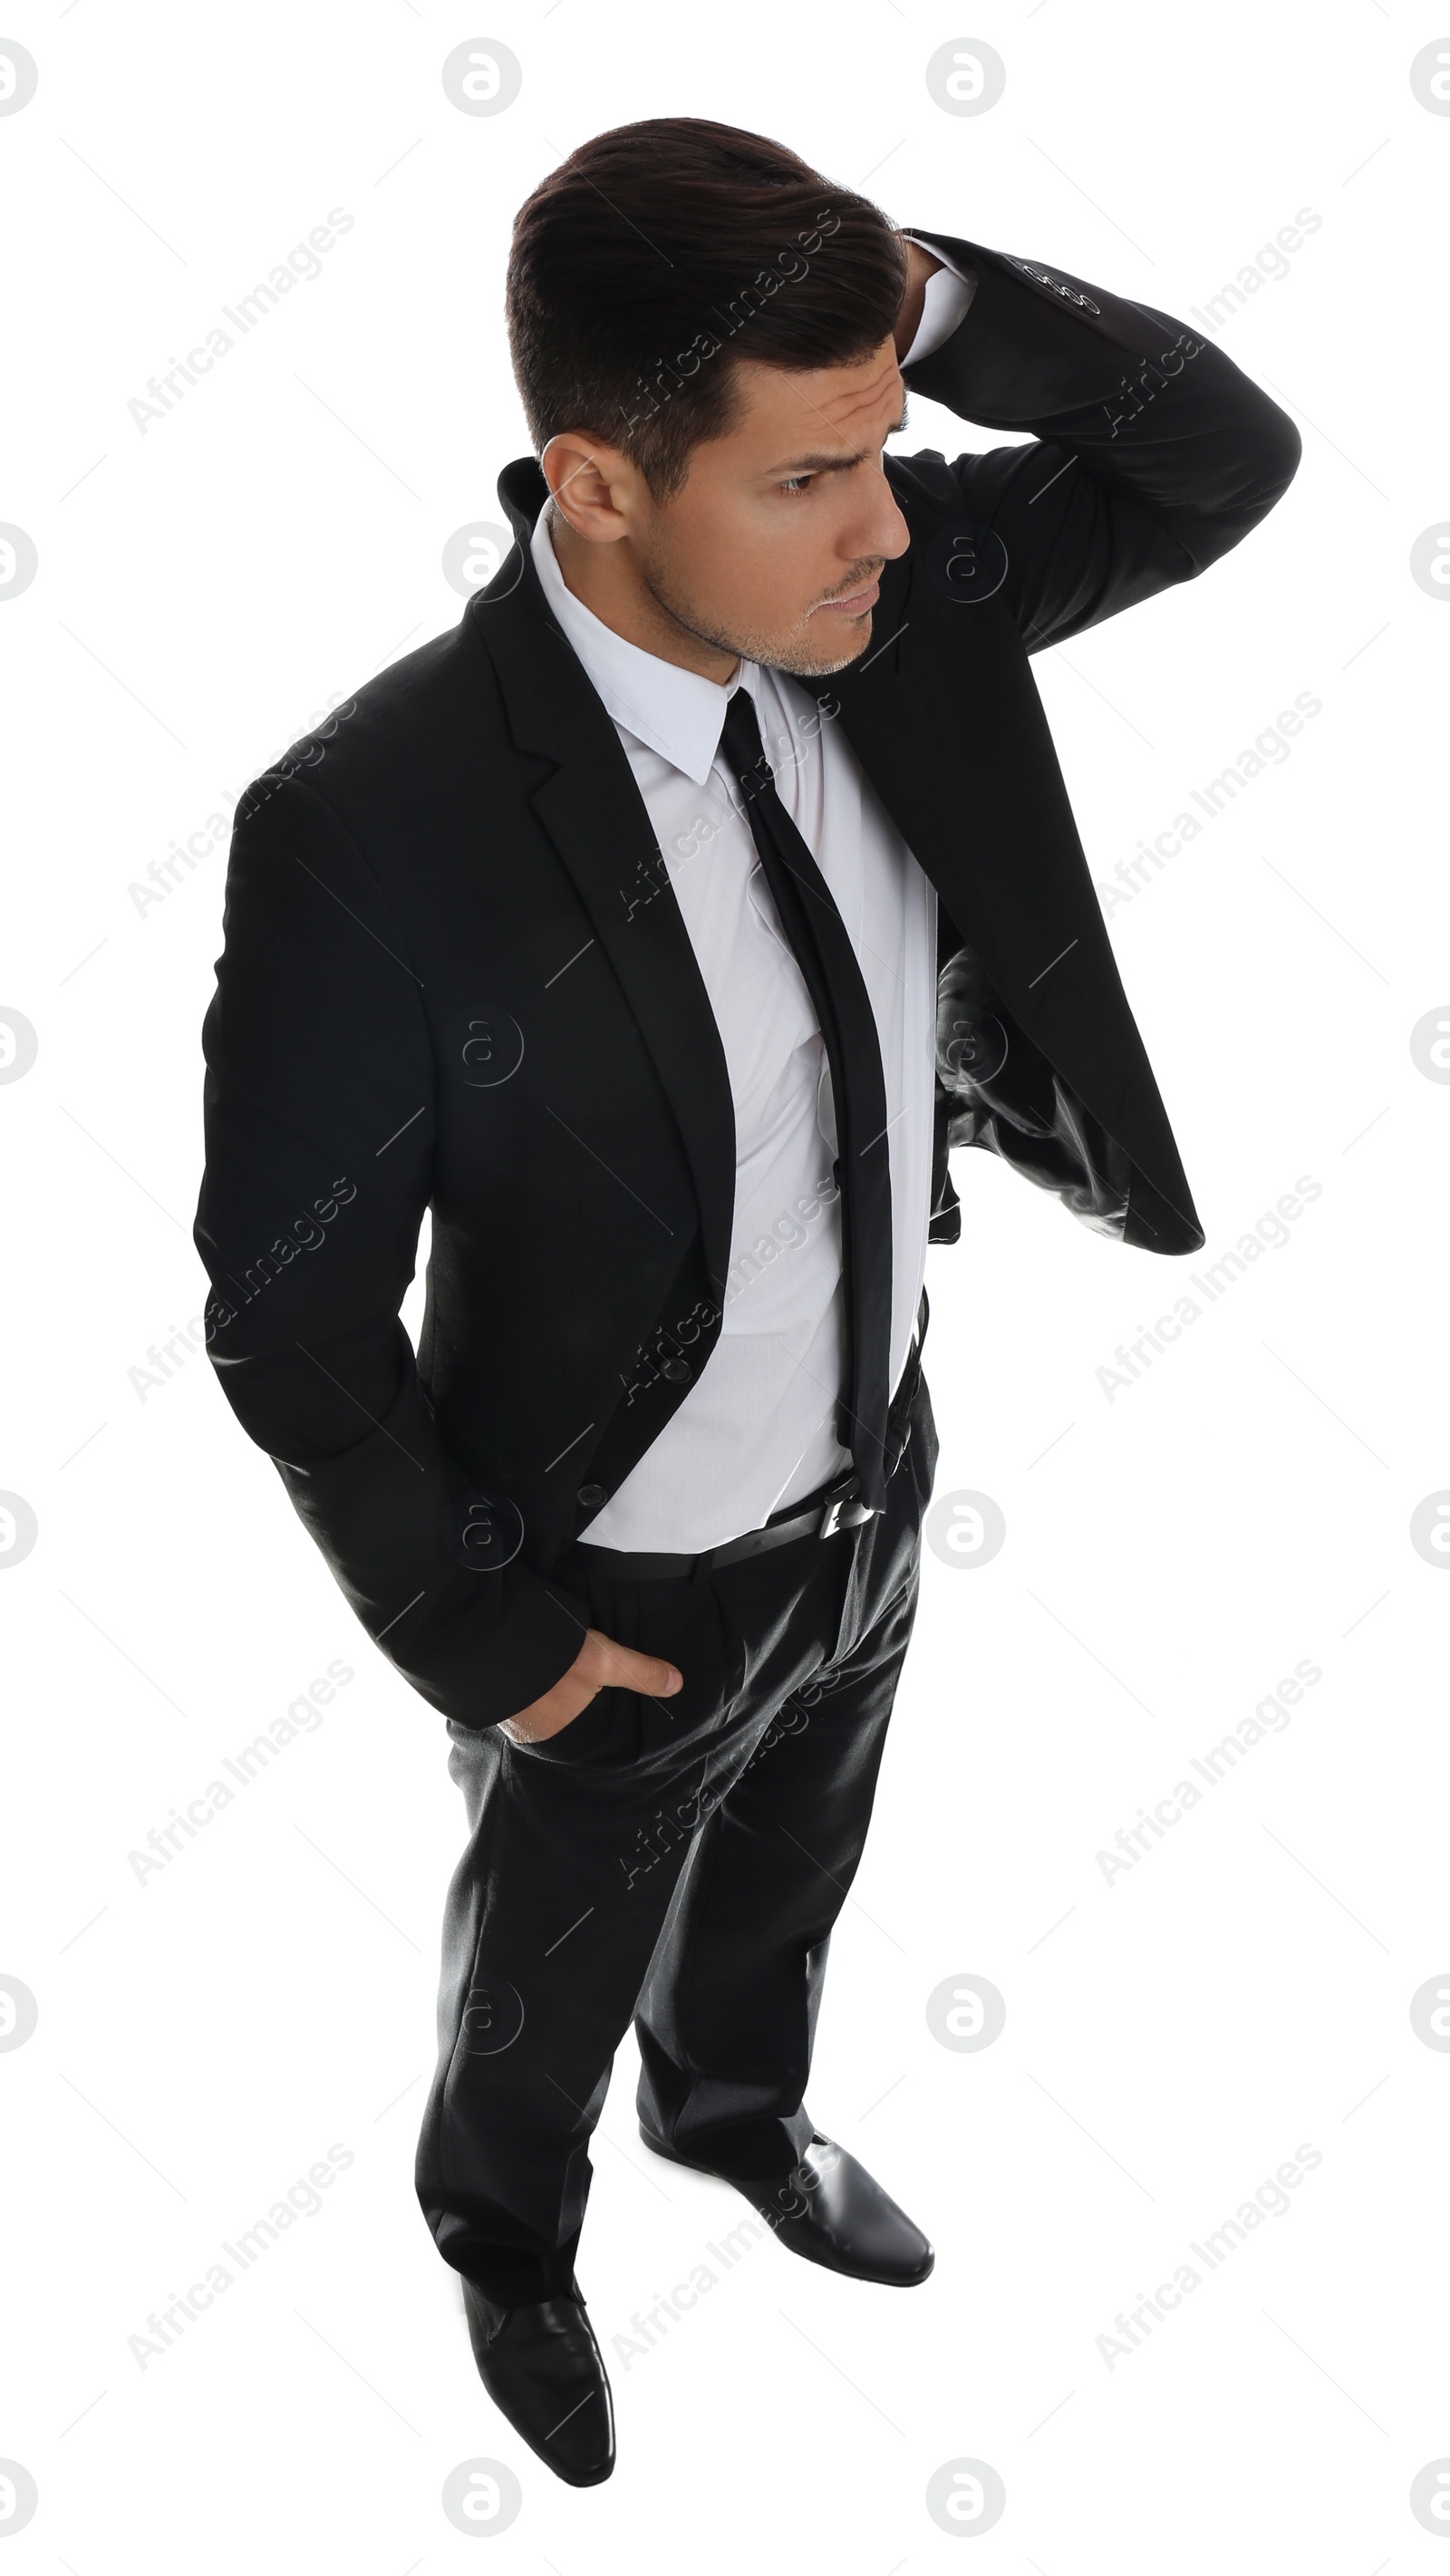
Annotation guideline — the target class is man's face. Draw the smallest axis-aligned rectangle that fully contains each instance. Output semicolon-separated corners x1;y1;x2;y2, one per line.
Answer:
544;335;912;679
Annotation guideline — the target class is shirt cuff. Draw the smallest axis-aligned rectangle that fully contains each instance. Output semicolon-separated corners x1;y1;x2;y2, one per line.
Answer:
900;238;979;366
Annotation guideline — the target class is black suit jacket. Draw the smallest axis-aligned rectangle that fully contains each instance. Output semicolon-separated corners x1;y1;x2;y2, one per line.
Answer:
194;230;1300;1727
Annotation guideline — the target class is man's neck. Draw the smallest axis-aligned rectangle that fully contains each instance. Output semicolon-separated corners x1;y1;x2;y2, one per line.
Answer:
546;504;740;685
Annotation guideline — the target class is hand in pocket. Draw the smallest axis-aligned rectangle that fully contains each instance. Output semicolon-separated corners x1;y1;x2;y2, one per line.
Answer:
498;1627;682;1746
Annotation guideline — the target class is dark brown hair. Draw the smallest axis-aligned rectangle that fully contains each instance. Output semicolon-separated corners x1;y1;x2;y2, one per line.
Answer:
506;116;906;497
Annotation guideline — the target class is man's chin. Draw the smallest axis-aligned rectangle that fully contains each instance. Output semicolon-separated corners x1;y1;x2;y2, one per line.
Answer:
763;608;875;681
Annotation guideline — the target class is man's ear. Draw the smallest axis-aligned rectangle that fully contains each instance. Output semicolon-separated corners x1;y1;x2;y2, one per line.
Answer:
541;431;637;544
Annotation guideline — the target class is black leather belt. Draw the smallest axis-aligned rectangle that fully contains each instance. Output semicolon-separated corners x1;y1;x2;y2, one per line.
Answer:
582;1467;874;1582
575;1292;927;1583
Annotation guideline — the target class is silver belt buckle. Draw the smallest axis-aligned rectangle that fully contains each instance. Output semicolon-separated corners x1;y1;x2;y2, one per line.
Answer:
817;1483;869;1539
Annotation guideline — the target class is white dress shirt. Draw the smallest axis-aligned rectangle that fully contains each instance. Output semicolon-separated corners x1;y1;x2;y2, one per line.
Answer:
905;244;977;363
536;246;975;1552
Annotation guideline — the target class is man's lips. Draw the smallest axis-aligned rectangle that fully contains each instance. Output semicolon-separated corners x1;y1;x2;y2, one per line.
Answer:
814;576;881;616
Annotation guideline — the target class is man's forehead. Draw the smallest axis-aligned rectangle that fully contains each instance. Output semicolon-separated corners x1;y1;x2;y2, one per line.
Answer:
730;339;904;455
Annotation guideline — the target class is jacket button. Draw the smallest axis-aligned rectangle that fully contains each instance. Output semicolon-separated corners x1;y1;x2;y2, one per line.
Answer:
576;1483;605;1508
661;1356;691;1383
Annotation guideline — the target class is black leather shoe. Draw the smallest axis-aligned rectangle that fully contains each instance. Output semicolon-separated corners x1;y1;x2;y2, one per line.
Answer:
461;2281;615;2486
640;2126;933;2286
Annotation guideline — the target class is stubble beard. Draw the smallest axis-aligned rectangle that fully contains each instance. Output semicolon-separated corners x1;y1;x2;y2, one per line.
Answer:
639;539;879;681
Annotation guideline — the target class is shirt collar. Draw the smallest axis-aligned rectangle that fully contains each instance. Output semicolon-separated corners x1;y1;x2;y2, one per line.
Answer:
530;501;753;786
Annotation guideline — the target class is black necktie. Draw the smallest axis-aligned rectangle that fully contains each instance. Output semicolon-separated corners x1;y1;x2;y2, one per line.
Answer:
718;685;894;1512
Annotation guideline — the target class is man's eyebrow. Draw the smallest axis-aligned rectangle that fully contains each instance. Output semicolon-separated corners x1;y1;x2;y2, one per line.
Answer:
764;396;908;479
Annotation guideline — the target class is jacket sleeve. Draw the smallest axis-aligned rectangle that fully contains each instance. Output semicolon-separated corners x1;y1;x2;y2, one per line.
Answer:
193;769;591;1729
904;234;1299;1250
900;230;1302;652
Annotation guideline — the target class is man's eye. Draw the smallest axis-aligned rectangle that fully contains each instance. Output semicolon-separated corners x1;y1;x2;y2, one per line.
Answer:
778;474;815;497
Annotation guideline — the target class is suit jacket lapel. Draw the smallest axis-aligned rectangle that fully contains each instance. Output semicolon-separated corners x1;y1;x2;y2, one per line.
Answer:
471;452;1194;1273
469;460;737;1303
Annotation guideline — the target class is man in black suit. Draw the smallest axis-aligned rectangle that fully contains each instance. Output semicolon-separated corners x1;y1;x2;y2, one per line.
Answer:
195;117;1298;2484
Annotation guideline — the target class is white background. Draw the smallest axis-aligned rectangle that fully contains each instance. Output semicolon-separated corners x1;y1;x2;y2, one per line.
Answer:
3;4;1447;2568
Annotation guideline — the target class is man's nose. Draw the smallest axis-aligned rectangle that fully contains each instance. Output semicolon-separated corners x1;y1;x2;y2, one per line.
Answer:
858;482;910;567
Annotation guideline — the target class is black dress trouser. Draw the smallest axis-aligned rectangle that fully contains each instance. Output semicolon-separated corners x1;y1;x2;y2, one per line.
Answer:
414;1371;939;2306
